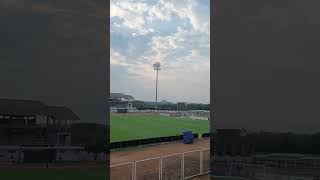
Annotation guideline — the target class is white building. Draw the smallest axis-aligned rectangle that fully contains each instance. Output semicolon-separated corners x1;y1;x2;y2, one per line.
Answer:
110;93;136;113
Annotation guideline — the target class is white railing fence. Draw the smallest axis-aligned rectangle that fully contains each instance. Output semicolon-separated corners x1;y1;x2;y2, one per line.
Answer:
110;148;210;180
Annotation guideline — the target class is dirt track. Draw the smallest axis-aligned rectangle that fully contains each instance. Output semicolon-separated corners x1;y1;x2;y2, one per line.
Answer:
110;138;210;180
111;138;210;165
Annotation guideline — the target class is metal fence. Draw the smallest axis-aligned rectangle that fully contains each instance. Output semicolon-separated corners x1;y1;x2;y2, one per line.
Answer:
110;148;210;180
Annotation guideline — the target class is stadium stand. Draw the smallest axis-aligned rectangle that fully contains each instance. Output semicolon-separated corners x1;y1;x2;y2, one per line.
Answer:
0;98;85;163
110;93;136;113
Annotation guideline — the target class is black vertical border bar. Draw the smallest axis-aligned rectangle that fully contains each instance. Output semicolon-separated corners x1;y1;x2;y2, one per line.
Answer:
105;0;110;178
210;0;216;177
210;0;222;177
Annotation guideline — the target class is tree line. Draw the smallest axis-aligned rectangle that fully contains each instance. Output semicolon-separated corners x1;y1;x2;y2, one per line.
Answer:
131;100;210;111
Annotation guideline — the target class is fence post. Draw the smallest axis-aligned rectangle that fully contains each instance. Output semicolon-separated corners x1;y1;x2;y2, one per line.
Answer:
200;150;203;174
134;162;137;180
132;163;135;180
181;153;184;180
159;157;162;180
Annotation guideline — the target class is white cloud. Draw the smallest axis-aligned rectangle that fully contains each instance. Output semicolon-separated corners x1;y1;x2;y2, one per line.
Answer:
185;1;210;34
111;49;155;81
110;49;130;67
150;0;210;34
110;0;210;103
111;0;210;35
145;26;209;65
110;0;153;35
149;33;182;62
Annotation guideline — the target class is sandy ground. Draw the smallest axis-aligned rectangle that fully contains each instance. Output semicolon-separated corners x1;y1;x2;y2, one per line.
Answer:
111;138;210;165
110;138;210;180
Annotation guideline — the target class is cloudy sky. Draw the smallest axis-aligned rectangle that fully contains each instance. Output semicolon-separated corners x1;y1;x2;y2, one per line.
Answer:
110;0;210;103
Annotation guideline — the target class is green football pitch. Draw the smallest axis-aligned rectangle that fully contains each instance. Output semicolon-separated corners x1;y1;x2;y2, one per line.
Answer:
110;114;209;142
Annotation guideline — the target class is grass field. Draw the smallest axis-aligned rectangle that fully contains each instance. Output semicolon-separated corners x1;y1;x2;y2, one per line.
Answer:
110;114;209;142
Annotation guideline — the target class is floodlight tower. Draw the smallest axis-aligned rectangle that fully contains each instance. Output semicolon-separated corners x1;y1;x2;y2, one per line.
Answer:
153;62;161;111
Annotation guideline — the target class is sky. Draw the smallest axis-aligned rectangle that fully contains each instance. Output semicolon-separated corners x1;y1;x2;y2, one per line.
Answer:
110;0;210;104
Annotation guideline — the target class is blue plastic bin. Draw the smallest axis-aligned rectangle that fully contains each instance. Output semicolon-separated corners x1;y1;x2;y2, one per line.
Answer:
183;131;193;144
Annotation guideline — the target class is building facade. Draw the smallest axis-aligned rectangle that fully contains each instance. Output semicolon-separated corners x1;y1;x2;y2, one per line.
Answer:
110;93;136;113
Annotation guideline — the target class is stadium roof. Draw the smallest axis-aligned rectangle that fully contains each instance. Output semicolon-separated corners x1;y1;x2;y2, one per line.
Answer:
0;98;45;115
44;106;80;121
0;98;79;120
110;93;134;101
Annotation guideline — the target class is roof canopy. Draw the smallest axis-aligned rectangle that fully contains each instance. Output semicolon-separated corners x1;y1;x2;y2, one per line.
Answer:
44;106;80;121
110;93;134;101
0;99;45;116
0;98;79;120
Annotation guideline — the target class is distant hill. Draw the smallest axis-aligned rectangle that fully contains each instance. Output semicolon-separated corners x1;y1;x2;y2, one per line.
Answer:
159;100;173;104
144;100;173;105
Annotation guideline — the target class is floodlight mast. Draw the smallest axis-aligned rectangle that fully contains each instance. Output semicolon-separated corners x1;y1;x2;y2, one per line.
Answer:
153;62;161;111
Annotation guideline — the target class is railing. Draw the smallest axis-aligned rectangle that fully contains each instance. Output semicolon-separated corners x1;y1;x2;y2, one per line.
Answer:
110;148;210;180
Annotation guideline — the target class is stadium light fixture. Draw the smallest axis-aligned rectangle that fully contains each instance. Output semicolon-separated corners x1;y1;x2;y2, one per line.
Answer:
153;62;161;111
